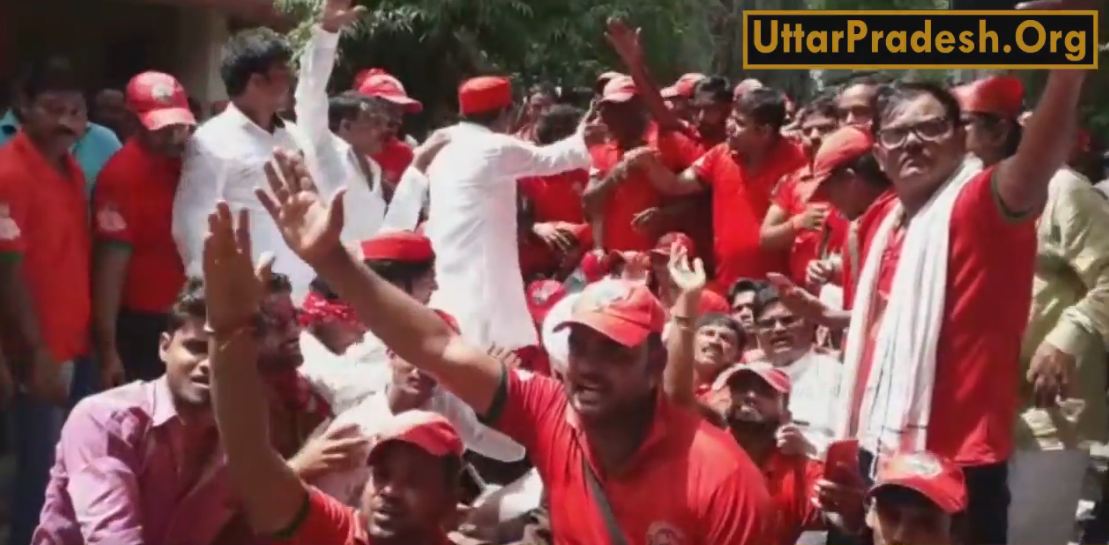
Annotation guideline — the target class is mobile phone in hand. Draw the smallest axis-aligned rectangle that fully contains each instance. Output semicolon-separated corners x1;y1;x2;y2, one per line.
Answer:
824;439;860;484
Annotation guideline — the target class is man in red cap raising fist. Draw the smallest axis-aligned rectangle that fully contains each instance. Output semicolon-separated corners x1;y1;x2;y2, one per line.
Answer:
422;75;592;352
91;71;195;389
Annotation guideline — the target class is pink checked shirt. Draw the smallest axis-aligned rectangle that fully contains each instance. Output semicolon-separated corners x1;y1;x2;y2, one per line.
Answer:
32;378;237;545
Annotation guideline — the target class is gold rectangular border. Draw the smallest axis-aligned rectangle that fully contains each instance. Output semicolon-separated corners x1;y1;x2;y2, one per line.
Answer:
741;10;1099;70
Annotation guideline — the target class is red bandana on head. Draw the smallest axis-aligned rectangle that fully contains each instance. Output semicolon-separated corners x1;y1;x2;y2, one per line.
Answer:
299;291;360;329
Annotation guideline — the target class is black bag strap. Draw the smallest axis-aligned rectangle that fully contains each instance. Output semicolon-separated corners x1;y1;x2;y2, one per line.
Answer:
582;456;629;545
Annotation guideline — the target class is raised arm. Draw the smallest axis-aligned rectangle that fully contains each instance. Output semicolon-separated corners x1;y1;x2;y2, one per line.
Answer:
605;18;684;133
662;246;706;407
294;0;366;146
256;151;503;414
642;158;709;197
497;106;595;179
203;204;305;536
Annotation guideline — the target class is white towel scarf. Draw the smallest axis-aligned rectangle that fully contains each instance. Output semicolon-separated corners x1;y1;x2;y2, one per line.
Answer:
833;157;982;470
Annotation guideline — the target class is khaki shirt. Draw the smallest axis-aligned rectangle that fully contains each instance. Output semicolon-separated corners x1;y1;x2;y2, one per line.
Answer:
1017;167;1109;451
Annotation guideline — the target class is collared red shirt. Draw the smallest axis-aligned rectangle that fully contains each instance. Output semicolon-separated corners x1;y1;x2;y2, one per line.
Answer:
276;486;455;545
173;102;316;299
0;110;121;196
772;169;848;288
692;139;806;291
425;122;591;350
760;448;825;545
486;368;774;545
0;131;90;363
93;138;185;313
33;378;233;545
295;27;386;244
519;169;588;224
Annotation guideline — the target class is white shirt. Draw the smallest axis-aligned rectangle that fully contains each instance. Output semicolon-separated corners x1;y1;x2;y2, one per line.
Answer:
425;122;590;349
295;27;386;244
380;166;430;231
312;387;526;506
778;351;842;458
173;103;316;298
1096;179;1109;200
298;331;390;414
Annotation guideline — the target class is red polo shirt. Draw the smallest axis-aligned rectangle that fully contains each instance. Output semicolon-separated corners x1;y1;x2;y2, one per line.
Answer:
520;169;587;224
488;368;773;545
276;486;453;545
851;168;1035;465
0;132;90;363
93;138;186;313
589;131;687;252
371;137;414;186
761;449;824;545
692;139;806;291
773;170;848;288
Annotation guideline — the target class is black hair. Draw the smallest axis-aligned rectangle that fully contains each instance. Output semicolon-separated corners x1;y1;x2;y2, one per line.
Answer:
309;276;341;300
967;112;1023;159
799;94;839;123
528;82;558;100
17;57;81;102
842;150;891;189
871;81;961;136
735;87;787;132
752;285;782;319
365;259;434;294
461;106;510;128
727;278;766;304
534;104;583;145
219;28;293;97
167;277;208;332
266;272;292;294
328;91;388;133
696;313;747;348
692;76;732;104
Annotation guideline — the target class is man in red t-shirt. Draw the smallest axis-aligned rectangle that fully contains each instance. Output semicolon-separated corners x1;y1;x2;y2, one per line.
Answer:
639;87;807;291
256;150;776;544
719;363;864;545
836;66;1087;545
91;71;194;386
0;58;94;545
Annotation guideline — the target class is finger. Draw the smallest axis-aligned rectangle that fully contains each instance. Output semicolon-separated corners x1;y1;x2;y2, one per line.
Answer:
280;150;303;194
255;252;275;284
256;187;281;221
766;272;793;290
293;155;317;194
263;161;290;205
692;257;705;279
327;188;347;236
235;208;252;258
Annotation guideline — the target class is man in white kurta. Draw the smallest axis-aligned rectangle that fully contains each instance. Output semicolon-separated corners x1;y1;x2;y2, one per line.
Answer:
425;76;591;349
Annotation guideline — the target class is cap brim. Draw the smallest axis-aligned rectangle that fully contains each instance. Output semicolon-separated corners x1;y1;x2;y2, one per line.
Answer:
725;367;789;394
372;92;424;113
600;92;638;104
367;434;458;463
139;108;196;130
868;481;962;515
660;86;681;99
554;312;651;348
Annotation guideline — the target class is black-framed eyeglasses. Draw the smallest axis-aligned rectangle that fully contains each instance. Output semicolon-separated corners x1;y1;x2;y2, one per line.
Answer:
877;118;953;149
754;315;801;330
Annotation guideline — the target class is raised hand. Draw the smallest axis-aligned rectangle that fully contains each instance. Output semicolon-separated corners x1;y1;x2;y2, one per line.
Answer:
321;0;368;33
289;422;370;480
605;17;644;66
667;243;706;295
257;150;346;267
202;202;272;334
767;272;832;325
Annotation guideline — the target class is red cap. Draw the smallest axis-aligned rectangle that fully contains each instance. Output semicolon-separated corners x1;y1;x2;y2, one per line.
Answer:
812;126;874;187
355;68;423;113
651;232;696;258
526;280;568;326
720;362;792;394
600;75;639;104
125;71;196;131
870;451;968;514
661;73;706;99
953;76;1023;119
580;251;612;283
699;290;731;315
556;280;666;347
360;231;434;262
596;71;625;88
367;410;464;462
458;76;513;116
733;78;764;100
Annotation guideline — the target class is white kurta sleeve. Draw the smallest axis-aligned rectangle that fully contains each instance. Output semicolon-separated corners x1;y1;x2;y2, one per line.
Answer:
380;166;430;231
294;27;339;153
433;390;526;462
495;131;591;180
172;139;224;277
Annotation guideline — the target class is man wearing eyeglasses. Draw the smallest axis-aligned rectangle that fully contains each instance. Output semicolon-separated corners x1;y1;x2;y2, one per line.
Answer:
830;40;1089;545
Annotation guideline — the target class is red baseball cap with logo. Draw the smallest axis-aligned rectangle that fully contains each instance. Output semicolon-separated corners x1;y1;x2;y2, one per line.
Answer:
719;362;792;395
952;76;1024;120
811;126;874;189
651;232;696;258
367;410;464;462
526;279;568;325
125;71;196;131
600;75;639;104
556;280;666;347
458;76;513;116
869;451;968;514
360;231;434;262
355;68;423;113
661;73;706;99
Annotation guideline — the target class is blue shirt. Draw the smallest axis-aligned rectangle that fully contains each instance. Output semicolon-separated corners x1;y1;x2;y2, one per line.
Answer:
0;109;122;196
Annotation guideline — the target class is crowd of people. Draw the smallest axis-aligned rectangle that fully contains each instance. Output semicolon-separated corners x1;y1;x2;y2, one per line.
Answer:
0;0;1107;544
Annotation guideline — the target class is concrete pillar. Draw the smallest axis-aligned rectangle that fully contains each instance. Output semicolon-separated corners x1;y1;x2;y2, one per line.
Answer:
175;6;229;107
